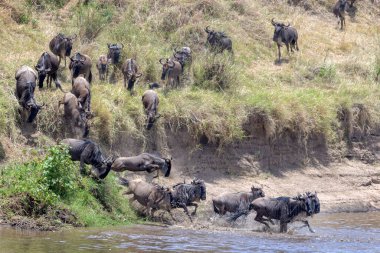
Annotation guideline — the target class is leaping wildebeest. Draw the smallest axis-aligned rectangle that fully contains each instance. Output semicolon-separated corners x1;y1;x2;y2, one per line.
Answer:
212;185;265;215
271;19;299;62
142;89;160;130
170;179;207;222
15;66;44;123
49;33;77;67
72;76;91;113
61;138;113;179
96;55;109;82
111;153;172;178
159;58;182;89
35;52;64;91
58;92;89;138
119;177;175;221
204;26;233;53
122;59;142;94
69;52;93;85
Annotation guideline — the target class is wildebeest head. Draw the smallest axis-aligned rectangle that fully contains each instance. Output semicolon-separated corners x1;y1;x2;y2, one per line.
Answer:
107;43;123;64
271;19;290;43
251;185;265;198
127;72;142;89
173;47;191;68
307;191;320;214
296;193;314;216
159;58;175;80
148;82;160;90
56;33;77;57
69;53;86;77
192;178;206;201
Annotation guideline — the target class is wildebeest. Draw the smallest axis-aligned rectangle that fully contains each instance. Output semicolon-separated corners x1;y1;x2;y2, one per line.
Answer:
148;82;160;89
333;0;349;30
72;76;91;113
205;26;233;53
15;66;44;123
107;43;123;65
49;33;77;67
96;55;109;82
35;52;64;91
271;19;299;62
122;59;142;94
111;153;171;178
142;90;160;130
245;193;314;233
159;58;182;89
69;52;92;84
173;47;192;71
61;138;113;179
212;186;265;215
58;92;89;138
170;179;207;222
119;177;175;220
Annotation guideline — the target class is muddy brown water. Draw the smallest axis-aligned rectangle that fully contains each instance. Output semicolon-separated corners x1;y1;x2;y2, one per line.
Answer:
1;212;379;253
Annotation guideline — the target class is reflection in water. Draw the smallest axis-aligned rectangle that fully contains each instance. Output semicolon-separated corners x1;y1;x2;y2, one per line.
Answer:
1;212;380;253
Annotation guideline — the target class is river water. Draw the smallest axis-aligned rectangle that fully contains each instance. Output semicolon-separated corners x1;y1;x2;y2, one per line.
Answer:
1;212;379;253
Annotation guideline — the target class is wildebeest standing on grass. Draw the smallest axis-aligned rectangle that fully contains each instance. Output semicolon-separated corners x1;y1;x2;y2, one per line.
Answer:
111;153;172;178
119;177;176;220
107;43;123;65
212;186;265;215
122;59;142;94
159;58;182;89
35;52;64;91
72;76;91;113
333;0;350;30
49;33;77;67
142;89;160;130
204;26;233;53
170;179;207;222
61;138;113;179
58;92;89;138
271;19;299;62
96;55;109;82
15;66;44;123
69;52;93;85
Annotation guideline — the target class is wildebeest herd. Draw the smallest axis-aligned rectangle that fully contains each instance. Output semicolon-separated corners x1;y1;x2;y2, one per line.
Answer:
13;2;358;232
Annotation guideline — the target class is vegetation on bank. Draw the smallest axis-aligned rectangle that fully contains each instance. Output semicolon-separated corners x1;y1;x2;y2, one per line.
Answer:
0;145;138;229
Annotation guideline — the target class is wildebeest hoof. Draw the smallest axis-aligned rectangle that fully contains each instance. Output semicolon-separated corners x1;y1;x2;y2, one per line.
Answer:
191;212;196;216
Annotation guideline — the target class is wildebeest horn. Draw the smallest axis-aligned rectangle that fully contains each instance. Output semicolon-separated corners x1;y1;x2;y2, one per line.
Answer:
107;43;111;48
136;73;142;78
286;22;290;27
271;18;276;26
159;58;166;65
35;65;42;71
119;43;124;49
37;102;46;108
155;113;161;119
205;26;211;33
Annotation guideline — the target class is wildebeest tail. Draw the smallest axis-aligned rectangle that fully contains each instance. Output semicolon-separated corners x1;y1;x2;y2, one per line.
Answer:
118;176;129;186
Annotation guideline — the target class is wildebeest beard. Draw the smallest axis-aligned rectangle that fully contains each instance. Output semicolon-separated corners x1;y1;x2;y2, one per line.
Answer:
65;43;72;57
72;63;81;77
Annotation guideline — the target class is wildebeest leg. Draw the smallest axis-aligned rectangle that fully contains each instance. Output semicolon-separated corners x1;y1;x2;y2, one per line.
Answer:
176;76;180;88
280;221;288;233
188;203;198;215
254;214;271;231
167;210;176;222
277;44;281;62
297;220;315;233
286;43;291;55
261;217;275;225
179;203;193;222
123;75;127;88
142;164;160;173
79;145;93;175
